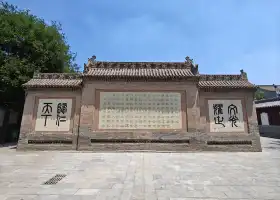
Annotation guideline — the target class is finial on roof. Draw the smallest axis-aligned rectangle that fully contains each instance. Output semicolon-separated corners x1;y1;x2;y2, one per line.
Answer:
240;69;248;80
185;56;193;65
88;55;96;65
33;69;40;78
185;56;199;75
84;55;97;72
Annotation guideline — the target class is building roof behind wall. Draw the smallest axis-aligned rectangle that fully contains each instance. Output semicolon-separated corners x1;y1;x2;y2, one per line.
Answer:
255;100;280;108
255;97;280;108
258;85;280;91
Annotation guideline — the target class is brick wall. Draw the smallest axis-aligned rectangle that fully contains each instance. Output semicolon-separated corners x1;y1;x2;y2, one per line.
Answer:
198;90;261;151
77;81;261;152
78;80;200;149
17;89;82;150
17;83;261;152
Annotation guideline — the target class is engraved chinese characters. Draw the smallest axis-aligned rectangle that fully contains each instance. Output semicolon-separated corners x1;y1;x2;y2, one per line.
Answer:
35;99;72;132
208;100;245;132
99;92;182;129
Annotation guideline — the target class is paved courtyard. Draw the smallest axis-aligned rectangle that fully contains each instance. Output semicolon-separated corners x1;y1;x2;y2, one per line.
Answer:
0;137;279;200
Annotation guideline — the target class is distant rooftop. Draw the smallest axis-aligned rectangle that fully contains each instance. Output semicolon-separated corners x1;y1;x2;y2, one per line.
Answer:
258;85;280;92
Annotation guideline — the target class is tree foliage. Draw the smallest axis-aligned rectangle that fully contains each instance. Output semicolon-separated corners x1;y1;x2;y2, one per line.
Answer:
0;1;78;110
255;90;265;100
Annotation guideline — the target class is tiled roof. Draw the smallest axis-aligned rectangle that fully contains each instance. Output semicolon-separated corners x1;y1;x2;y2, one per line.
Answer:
255;100;280;108
92;61;192;69
22;58;255;90
84;68;196;80
23;73;82;88
258;85;280;91
255;97;280;103
198;74;256;89
83;61;198;80
199;74;243;81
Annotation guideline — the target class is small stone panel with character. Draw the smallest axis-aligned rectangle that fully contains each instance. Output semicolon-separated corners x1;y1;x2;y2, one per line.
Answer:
35;98;72;132
208;99;245;132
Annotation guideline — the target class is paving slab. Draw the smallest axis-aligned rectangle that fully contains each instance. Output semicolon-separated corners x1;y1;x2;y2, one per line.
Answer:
0;137;279;200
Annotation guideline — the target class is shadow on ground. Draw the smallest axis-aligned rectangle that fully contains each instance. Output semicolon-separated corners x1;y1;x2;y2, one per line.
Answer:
260;132;280;139
0;142;17;149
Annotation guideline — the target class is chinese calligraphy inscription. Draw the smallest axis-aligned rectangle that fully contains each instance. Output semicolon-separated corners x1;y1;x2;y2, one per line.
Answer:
41;103;52;126
35;99;72;132
56;103;67;126
208;100;245;132
99;92;182;129
228;104;239;127
213;104;225;127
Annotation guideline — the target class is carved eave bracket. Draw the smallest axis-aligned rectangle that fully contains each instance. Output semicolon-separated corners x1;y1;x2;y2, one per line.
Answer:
83;55;97;73
33;69;40;78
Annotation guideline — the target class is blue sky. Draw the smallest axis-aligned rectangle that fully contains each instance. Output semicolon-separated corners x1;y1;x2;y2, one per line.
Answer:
9;0;280;84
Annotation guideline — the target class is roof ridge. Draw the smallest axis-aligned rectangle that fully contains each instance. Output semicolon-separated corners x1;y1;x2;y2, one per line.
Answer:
199;74;244;81
90;67;192;70
33;73;82;80
200;74;241;76
96;61;185;63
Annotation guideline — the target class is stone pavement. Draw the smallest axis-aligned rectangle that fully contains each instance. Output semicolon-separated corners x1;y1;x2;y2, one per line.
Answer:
0;137;279;200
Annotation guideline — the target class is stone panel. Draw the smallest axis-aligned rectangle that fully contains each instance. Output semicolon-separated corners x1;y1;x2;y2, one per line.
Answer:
35;98;72;132
98;91;182;130
77;81;198;150
199;90;262;151
208;99;245;132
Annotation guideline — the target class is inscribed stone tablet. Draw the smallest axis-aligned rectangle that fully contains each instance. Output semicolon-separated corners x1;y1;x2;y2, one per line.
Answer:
208;99;245;132
99;92;182;129
35;99;72;132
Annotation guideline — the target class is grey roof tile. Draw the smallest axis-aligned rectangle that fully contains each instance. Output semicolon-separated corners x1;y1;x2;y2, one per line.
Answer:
23;73;82;88
85;68;195;79
198;74;256;89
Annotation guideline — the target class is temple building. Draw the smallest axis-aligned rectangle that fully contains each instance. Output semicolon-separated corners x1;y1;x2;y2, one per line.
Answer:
17;56;262;151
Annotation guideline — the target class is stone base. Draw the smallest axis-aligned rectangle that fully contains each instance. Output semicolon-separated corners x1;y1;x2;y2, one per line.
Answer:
17;131;262;152
17;133;77;151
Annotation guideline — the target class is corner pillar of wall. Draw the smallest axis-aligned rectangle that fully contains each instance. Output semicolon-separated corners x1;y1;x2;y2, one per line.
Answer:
17;93;35;149
77;85;95;150
245;93;262;151
186;89;201;133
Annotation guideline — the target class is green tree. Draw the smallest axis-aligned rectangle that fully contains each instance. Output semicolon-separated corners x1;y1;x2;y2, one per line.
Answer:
0;1;78;110
255;90;265;100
